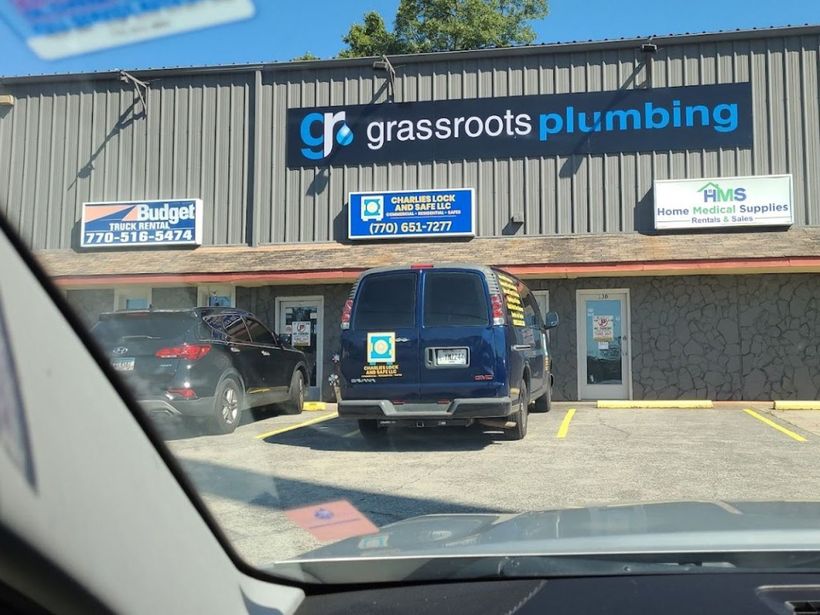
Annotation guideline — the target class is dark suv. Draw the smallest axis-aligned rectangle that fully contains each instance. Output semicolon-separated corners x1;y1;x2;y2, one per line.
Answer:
91;307;308;433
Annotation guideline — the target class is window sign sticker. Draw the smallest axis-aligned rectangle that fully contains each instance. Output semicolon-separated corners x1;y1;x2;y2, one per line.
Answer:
0;291;35;487
0;0;256;61
367;332;395;364
285;500;378;542
593;315;615;342
292;321;311;346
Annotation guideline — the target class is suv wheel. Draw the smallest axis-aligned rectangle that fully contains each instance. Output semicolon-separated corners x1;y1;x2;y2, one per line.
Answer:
505;381;529;440
358;419;386;440
280;370;305;415
210;377;243;434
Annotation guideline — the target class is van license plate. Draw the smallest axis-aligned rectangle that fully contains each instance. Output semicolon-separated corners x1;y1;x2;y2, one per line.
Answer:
435;348;468;366
111;358;135;371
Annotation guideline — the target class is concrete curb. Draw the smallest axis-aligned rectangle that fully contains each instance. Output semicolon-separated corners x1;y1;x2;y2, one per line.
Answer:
773;401;820;411
597;400;714;409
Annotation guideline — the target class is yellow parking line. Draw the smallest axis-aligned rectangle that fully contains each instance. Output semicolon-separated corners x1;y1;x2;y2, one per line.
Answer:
556;408;576;439
255;412;338;439
743;408;807;442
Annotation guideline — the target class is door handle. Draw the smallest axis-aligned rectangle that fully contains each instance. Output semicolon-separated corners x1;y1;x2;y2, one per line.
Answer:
229;346;240;353
261;350;270;356
512;344;532;351
395;337;410;343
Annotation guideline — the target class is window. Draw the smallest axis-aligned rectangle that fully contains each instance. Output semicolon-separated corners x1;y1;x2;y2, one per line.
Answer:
522;292;542;328
423;272;489;327
205;313;250;342
532;290;550;320
114;287;152;311
198;285;235;307
353;273;416;329
91;313;196;345
245;318;277;344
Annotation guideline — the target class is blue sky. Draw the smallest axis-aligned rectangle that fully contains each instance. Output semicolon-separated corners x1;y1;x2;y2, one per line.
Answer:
0;0;818;77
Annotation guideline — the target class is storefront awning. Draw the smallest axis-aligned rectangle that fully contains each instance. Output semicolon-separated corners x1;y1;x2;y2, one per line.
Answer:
38;228;820;287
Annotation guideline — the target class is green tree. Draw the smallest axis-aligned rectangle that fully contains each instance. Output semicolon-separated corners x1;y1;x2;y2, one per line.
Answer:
338;12;403;58
340;0;548;58
292;52;321;61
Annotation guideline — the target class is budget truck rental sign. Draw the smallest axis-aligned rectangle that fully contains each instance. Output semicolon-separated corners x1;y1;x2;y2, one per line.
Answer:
348;188;475;240
81;199;203;248
654;175;793;230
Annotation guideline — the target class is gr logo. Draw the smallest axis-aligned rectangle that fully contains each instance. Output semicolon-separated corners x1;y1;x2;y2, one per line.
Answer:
300;111;354;160
360;195;384;221
367;332;395;364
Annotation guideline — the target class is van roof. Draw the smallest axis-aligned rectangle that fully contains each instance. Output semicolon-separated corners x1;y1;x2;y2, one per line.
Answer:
359;263;517;280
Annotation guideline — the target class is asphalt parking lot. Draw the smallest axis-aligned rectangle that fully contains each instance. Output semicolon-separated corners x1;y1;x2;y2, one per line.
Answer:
161;402;820;567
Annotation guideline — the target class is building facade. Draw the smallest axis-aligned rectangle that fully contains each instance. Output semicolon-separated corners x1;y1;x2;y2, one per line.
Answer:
1;25;818;401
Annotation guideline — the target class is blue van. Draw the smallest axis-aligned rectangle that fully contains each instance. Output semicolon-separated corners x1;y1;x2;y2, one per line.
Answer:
338;264;558;440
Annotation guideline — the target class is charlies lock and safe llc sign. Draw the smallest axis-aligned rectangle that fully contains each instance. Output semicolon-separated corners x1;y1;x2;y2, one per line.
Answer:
348;188;475;240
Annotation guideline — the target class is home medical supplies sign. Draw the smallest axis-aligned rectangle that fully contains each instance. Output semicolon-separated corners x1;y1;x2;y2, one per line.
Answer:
349;188;475;240
81;199;203;248
654;175;793;230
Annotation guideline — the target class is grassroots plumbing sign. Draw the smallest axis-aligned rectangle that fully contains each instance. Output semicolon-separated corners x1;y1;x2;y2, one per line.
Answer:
287;83;752;167
653;175;793;230
81;199;203;248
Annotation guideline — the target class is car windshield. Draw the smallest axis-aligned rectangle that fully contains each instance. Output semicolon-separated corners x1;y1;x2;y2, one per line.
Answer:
1;0;819;589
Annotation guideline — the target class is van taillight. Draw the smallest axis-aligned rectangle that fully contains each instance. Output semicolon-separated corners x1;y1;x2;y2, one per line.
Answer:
341;298;353;330
155;343;211;361
491;294;506;325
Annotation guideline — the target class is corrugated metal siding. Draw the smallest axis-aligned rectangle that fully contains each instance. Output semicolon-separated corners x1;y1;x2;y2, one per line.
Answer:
0;30;817;249
257;32;819;243
0;74;252;249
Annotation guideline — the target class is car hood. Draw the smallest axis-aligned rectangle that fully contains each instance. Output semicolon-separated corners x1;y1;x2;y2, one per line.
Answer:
273;501;820;583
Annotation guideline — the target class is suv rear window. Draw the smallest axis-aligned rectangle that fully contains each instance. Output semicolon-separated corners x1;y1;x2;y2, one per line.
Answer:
424;271;489;327
354;273;416;329
91;313;196;344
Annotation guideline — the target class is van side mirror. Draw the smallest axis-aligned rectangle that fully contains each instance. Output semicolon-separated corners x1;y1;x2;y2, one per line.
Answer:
544;311;559;330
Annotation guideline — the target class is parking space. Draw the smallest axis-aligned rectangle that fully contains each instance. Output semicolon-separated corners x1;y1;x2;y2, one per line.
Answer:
163;402;819;566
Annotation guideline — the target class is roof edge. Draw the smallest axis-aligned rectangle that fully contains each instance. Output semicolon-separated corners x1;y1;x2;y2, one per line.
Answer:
2;23;818;84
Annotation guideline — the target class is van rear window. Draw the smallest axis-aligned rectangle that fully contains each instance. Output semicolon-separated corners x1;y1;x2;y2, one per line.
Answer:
354;273;417;329
424;271;489;327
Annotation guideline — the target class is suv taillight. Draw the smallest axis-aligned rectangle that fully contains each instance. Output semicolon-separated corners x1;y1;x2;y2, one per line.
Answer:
155;343;211;361
490;294;506;326
341;298;353;330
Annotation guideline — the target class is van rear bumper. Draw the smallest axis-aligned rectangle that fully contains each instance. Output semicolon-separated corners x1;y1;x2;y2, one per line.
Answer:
338;397;514;419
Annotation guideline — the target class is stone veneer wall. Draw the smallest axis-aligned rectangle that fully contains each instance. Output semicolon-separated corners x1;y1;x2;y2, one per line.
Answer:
529;274;820;401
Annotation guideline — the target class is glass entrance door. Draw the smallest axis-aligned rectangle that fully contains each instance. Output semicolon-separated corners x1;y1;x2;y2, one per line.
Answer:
276;297;323;400
576;290;631;400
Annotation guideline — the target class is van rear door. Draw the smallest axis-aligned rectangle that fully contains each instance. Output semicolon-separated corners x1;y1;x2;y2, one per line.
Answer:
341;271;420;401
419;269;502;401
